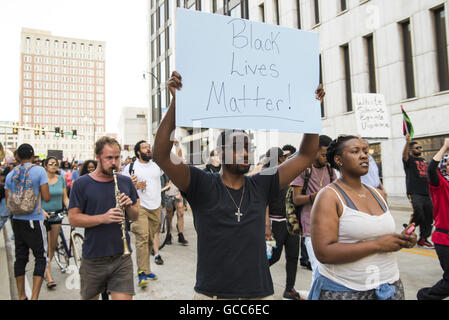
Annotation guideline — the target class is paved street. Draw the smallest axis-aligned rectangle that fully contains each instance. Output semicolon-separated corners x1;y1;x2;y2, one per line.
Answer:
1;207;446;300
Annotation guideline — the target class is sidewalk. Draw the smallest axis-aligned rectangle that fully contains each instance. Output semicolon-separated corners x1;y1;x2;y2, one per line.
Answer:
0;226;12;300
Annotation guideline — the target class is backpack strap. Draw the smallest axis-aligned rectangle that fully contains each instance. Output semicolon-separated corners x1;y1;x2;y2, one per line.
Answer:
301;166;313;195
327;164;334;181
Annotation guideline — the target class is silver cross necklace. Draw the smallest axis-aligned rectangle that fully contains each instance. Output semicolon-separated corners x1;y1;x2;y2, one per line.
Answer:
224;184;245;222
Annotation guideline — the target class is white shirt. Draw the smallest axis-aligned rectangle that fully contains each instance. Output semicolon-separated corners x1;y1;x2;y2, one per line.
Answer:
317;186;400;291
123;160;163;210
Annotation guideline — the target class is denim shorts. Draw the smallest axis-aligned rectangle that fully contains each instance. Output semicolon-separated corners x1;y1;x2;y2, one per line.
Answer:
79;254;135;300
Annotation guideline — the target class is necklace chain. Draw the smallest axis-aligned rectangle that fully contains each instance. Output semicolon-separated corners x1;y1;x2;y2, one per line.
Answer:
224;184;245;211
340;181;367;198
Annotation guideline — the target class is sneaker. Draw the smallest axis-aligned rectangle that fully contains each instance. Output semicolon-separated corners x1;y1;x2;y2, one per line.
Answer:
300;261;312;270
137;271;148;288
178;233;189;246
283;288;306;300
155;254;164;265
418;239;435;249
146;272;158;280
166;233;172;245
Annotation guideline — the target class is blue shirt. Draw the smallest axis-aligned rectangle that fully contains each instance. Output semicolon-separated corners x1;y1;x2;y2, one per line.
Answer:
71;169;80;182
361;155;381;188
69;174;138;259
5;163;48;221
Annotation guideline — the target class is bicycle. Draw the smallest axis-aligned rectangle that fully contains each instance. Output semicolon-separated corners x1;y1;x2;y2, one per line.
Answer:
53;211;84;272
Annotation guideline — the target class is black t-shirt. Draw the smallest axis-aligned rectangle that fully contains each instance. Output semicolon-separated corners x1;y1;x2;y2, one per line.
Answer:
268;187;287;218
403;156;430;195
69;174;138;259
182;166;279;298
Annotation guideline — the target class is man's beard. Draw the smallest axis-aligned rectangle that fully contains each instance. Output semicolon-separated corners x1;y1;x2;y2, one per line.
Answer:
100;159;114;176
413;151;422;157
224;163;250;175
141;153;152;162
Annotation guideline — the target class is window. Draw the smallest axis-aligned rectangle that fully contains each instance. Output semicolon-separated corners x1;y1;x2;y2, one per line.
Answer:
412;134;449;162
313;0;320;25
433;7;449;91
296;0;301;29
340;0;347;12
274;0;280;25
224;1;248;19
341;44;353;112
319;54;325;117
400;20;416;98
365;34;377;93
259;3;265;22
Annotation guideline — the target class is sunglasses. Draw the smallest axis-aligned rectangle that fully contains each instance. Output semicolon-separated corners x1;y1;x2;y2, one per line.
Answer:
47;162;59;167
415;146;423;150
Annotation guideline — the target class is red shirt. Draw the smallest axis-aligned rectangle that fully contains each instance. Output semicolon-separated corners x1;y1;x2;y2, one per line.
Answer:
429;171;449;246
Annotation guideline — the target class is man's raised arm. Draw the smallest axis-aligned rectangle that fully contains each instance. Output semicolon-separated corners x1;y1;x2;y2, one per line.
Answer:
152;71;190;193
278;84;324;189
402;133;411;162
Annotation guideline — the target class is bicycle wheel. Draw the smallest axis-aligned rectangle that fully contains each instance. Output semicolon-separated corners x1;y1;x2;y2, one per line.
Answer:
54;237;69;272
71;233;84;269
158;215;170;250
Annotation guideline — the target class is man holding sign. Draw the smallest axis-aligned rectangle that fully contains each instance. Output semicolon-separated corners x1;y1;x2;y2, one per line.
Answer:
153;71;324;299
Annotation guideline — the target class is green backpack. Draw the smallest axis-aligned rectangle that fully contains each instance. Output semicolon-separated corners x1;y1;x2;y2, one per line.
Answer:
285;167;312;235
285;165;334;235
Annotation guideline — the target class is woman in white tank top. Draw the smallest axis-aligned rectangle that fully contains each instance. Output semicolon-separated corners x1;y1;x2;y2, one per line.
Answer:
308;136;417;300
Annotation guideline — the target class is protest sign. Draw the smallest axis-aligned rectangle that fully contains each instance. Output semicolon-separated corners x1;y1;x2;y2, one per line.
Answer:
353;93;391;139
175;8;321;133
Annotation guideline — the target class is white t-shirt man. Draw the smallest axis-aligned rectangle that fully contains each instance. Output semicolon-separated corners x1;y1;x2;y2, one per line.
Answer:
123;160;163;210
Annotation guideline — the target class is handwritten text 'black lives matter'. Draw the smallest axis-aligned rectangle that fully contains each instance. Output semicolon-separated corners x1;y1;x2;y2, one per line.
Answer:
206;19;293;115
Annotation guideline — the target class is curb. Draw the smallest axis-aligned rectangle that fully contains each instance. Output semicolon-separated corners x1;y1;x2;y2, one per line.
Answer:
2;221;17;300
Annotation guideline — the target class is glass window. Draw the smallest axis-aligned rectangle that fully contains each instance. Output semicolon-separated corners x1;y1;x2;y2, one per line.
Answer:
413;134;449;163
433;7;449;91
313;0;320;25
400;20;416;98
296;0;301;29
161;31;166;56
274;0;279;25
340;0;347;12
365;34;377;93
341;44;352;112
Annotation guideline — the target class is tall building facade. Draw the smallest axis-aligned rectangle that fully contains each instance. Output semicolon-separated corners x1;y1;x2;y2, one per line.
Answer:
20;28;106;160
118;107;149;159
148;0;449;201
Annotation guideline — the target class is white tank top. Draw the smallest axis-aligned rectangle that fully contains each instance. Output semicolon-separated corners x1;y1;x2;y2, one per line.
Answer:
317;185;400;291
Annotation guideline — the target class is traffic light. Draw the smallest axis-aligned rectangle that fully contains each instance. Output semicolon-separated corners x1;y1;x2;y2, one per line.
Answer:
55;127;60;137
72;129;77;139
34;125;40;136
61;129;64;138
42;127;45;135
13;122;18;134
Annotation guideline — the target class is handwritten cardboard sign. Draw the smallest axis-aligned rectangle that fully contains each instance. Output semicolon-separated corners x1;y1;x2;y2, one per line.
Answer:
175;8;321;133
353;93;391;139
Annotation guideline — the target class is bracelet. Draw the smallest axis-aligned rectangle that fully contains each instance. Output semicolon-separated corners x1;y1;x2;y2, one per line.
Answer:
309;194;313;204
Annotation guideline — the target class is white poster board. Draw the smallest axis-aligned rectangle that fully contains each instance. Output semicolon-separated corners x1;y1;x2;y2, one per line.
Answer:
353;93;391;139
175;8;321;133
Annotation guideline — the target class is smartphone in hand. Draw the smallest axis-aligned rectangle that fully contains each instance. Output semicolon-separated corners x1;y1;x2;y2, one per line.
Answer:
403;223;416;235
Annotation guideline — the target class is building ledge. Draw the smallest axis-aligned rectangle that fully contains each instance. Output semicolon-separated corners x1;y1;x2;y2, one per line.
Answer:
432;89;449;97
